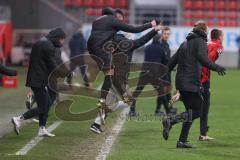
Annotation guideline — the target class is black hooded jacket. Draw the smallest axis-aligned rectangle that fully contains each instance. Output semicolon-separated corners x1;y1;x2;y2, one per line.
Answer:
26;28;66;88
167;30;221;92
87;13;152;52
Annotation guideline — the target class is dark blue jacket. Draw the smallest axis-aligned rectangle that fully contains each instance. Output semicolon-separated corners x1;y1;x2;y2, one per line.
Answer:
144;38;168;64
144;37;171;81
69;32;86;57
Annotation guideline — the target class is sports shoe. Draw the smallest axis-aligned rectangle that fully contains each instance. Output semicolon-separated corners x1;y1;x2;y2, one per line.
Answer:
168;107;177;115
90;123;103;134
162;117;171;140
97;99;111;124
199;135;214;141
128;109;138;117
155;110;165;117
11;116;23;135
38;127;55;137
176;141;193;148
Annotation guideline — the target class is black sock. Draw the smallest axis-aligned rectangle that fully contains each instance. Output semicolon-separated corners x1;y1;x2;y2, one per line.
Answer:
100;75;112;99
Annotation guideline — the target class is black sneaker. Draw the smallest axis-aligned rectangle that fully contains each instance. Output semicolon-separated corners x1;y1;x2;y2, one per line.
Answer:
90;123;103;134
129;109;137;117
176;141;193;148
155;110;165;117
169;107;177;115
162;117;171;140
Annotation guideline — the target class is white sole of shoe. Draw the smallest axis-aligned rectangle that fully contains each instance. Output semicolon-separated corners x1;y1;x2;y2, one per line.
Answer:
11;118;20;135
90;127;101;134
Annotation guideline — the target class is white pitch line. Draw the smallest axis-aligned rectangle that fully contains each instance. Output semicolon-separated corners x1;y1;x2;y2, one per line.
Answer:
15;121;62;156
95;107;129;160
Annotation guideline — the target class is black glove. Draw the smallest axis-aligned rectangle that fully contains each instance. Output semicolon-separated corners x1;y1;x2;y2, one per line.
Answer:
216;65;226;76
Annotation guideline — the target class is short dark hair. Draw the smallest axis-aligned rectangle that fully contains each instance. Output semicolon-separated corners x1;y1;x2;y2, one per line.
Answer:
115;8;124;16
102;7;115;16
211;28;223;40
162;26;170;32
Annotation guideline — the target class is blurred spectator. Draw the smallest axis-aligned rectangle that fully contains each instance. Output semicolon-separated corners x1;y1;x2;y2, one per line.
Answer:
67;28;91;87
236;35;240;69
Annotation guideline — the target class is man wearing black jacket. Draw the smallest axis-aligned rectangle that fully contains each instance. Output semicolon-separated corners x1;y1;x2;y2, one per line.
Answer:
90;23;163;134
12;28;67;137
162;21;226;148
87;7;156;120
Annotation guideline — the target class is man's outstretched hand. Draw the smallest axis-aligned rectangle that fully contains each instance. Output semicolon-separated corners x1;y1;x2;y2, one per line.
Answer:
154;22;163;31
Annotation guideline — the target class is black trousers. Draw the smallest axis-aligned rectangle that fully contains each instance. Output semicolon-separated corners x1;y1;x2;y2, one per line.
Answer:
132;71;170;113
200;81;210;136
23;87;56;126
69;57;90;85
178;91;202;142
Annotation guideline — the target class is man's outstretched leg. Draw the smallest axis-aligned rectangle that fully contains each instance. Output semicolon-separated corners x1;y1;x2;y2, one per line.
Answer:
12;87;55;137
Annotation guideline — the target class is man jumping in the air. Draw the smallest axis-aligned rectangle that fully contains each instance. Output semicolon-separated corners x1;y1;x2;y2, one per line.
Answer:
87;7;157;123
90;9;163;134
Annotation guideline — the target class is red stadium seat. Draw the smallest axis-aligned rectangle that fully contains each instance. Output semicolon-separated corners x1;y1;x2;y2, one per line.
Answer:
227;0;237;10
217;11;226;19
216;0;225;10
85;0;94;7
184;20;193;26
183;10;193;19
194;10;204;19
205;0;214;10
228;20;238;27
207;21;214;27
195;0;204;10
64;0;73;7
96;0;105;8
119;0;128;8
74;0;83;7
85;8;94;16
217;20;227;27
106;0;116;8
205;11;214;19
228;11;238;19
184;0;193;10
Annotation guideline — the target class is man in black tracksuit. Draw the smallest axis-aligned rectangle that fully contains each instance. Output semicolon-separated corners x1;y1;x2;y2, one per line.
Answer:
12;28;67;137
87;7;156;116
162;21;226;148
90;24;163;133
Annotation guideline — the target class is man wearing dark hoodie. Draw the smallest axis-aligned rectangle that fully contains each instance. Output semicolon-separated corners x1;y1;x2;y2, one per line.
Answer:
12;27;67;137
67;29;91;87
87;7;156;121
162;21;226;148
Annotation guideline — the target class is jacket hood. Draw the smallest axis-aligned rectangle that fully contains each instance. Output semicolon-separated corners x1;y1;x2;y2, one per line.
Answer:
46;27;67;48
186;30;207;42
